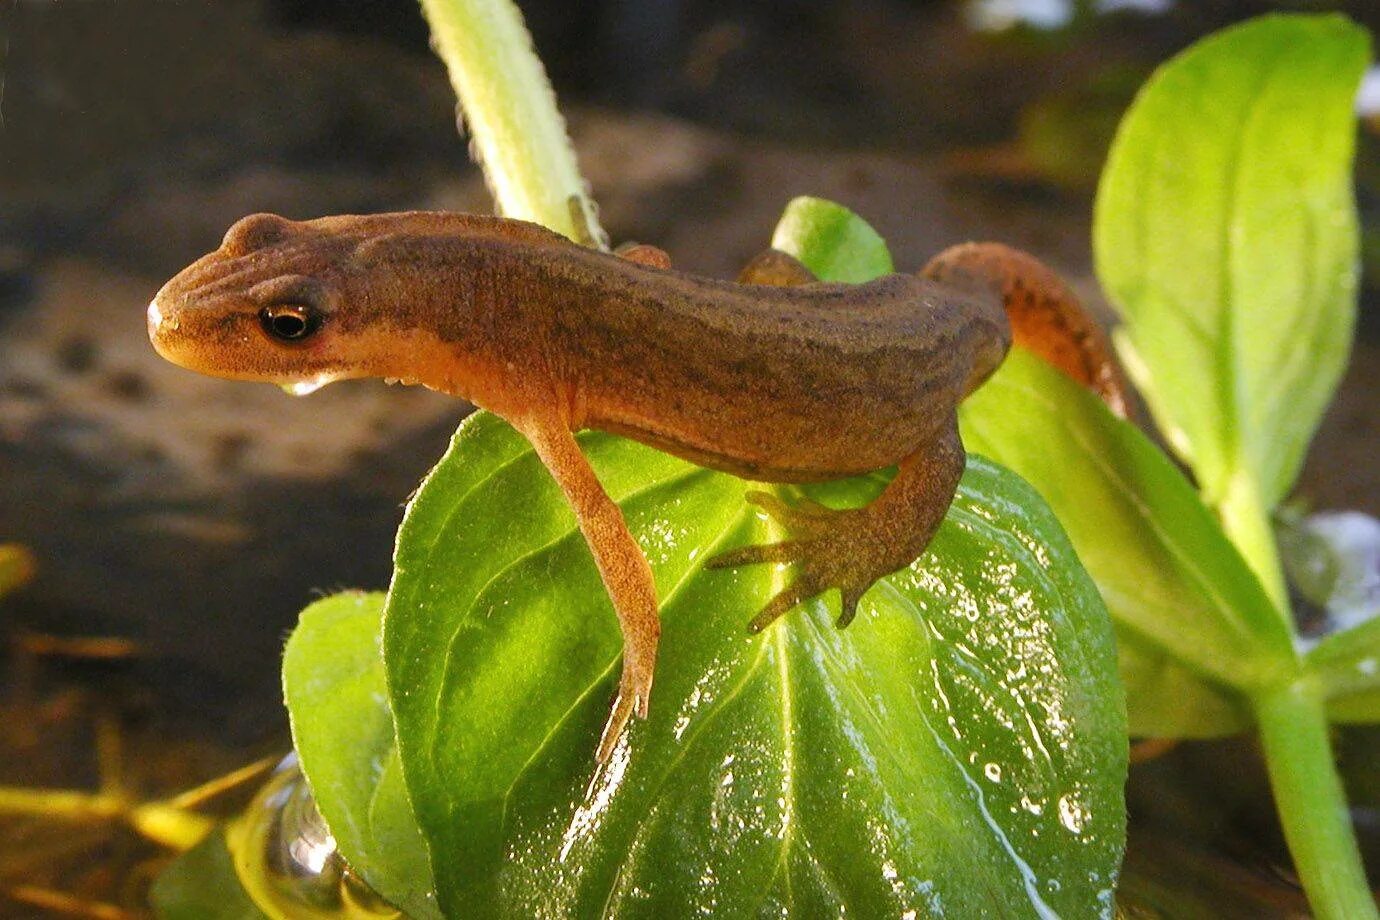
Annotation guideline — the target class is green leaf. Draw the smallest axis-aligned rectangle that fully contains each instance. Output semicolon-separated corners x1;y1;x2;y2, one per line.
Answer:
283;592;442;920
1306;615;1380;722
384;412;1126;917
959;349;1296;737
770;196;894;282
1328;688;1380;725
1114;632;1249;737
1094;13;1368;578
150;830;268;920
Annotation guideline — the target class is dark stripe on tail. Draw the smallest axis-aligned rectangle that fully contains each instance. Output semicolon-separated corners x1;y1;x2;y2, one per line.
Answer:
920;242;1131;417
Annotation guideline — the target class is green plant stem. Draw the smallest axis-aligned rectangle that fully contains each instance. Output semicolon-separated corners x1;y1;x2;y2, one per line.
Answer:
1219;473;1289;616
418;0;605;247
1254;677;1378;920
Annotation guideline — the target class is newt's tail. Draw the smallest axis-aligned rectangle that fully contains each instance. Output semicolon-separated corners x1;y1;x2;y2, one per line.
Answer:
920;242;1131;417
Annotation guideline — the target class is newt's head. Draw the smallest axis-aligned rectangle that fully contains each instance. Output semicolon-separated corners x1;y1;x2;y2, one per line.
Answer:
148;213;381;395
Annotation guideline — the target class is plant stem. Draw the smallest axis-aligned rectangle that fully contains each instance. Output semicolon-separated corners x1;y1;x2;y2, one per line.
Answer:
0;786;124;820
1219;472;1289;617
1254;677;1377;920
418;0;605;247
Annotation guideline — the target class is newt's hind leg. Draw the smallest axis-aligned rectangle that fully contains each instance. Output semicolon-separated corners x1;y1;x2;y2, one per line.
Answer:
615;241;673;270
736;249;817;286
708;422;966;632
520;413;660;762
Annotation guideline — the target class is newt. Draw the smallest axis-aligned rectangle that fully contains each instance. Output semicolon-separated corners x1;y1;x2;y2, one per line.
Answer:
147;211;1124;760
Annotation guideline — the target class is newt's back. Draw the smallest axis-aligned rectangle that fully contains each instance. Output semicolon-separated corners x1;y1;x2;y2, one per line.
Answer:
534;248;1010;480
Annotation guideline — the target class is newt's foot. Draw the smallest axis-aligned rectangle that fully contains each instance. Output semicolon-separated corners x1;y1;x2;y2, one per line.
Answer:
596;641;656;762
707;490;891;632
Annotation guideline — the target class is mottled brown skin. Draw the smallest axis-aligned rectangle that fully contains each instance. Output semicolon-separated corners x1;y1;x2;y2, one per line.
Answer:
921;242;1132;417
148;210;1115;761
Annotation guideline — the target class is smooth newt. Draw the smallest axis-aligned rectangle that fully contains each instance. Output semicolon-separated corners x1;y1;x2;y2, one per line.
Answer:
147;211;1124;760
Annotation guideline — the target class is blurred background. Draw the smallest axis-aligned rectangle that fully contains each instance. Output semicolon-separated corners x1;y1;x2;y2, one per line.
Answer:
1;0;1378;915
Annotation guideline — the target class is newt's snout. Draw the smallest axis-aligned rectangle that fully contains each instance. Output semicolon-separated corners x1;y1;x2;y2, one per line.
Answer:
147;263;219;373
146;253;258;379
145;297;169;357
146;231;350;392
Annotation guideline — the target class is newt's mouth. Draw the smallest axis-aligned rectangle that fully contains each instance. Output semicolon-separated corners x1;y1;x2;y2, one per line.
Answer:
146;298;170;343
146;297;181;365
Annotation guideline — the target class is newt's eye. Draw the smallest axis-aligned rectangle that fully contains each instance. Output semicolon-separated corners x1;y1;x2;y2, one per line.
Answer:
260;304;321;342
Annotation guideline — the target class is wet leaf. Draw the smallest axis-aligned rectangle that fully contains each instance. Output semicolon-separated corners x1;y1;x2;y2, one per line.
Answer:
1094;14;1368;541
283;592;442;920
960;350;1296;737
770;196;894;282
383;412;1126;917
151;830;267;920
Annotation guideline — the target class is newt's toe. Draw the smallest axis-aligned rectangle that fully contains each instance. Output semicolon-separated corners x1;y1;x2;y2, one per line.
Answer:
596;692;636;763
837;584;867;628
596;658;655;762
705;539;803;569
748;577;823;632
710;488;887;632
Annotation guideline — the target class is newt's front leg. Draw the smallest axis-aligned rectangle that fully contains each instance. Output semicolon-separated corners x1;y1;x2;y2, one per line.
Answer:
519;413;660;762
708;422;966;631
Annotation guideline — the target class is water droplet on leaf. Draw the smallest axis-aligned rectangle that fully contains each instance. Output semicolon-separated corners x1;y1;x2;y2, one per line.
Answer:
225;754;402;919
